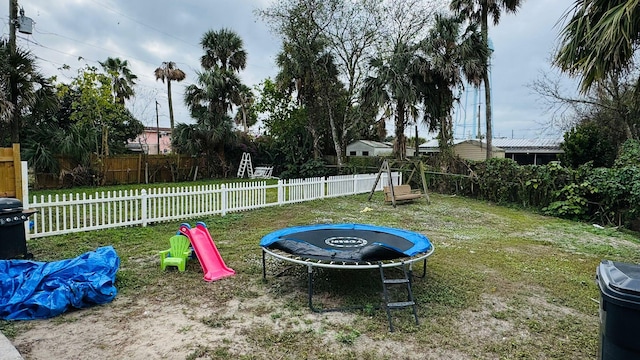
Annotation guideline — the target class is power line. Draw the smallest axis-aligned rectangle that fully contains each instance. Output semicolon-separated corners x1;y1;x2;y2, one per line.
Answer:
18;34;100;63
21;33;179;88
32;27;169;72
17;35;178;98
88;0;199;50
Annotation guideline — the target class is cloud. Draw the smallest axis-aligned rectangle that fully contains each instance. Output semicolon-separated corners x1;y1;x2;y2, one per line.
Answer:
4;0;578;139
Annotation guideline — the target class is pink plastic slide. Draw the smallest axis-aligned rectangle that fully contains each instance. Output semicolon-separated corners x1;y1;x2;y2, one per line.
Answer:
179;222;235;282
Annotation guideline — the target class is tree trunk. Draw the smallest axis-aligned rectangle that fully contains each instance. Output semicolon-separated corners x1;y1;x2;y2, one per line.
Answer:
326;98;343;167
483;70;493;159
102;124;109;157
481;7;493;160
395;100;406;160
307;103;322;160
438;115;452;150
167;80;175;131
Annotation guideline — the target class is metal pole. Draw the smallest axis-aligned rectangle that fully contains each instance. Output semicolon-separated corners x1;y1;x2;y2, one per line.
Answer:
414;125;419;157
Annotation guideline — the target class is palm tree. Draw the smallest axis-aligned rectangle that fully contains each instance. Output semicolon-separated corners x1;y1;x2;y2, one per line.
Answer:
0;88;14;125
185;70;242;116
99;57;137;105
233;84;256;133
175;29;250;176
275;36;340;160
184;69;242;174
200;28;247;72
0;40;57;144
171;119;237;177
555;0;640;93
450;0;524;159
361;42;427;160
154;61;186;131
423;14;487;150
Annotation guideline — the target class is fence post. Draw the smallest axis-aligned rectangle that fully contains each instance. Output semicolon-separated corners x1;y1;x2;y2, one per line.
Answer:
141;189;148;227
353;174;358;195
221;184;227;216
21;161;31;239
321;177;326;199
277;179;283;205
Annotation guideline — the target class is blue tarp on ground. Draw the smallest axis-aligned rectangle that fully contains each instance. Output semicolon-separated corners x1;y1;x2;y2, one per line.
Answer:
0;246;120;320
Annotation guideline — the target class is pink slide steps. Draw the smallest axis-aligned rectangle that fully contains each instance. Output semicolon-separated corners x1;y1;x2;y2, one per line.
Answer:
179;222;235;282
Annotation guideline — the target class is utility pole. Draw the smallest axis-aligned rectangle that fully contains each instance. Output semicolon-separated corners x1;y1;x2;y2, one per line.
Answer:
9;0;17;55
8;0;18;144
7;1;33;144
155;100;160;155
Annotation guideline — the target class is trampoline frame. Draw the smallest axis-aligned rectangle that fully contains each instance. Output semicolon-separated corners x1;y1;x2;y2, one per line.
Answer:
261;246;435;313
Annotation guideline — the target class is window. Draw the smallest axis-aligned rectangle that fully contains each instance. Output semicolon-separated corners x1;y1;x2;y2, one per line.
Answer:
349;151;356;156
362;151;369;156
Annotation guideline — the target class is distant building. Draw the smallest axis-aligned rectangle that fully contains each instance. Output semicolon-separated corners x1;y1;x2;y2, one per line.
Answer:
127;127;172;155
346;140;424;157
419;139;505;160
346;140;393;157
418;138;563;165
492;138;563;165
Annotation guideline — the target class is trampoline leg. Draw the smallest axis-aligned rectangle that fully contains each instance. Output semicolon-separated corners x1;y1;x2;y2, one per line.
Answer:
413;258;427;279
262;249;267;280
308;265;321;312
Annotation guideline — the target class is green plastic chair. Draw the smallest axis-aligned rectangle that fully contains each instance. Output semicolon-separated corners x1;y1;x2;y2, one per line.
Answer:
159;235;191;272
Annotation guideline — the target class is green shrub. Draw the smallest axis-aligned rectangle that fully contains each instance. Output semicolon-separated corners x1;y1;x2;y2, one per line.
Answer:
543;182;597;219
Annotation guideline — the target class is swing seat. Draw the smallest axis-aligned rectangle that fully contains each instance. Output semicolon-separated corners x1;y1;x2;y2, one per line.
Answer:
383;185;422;203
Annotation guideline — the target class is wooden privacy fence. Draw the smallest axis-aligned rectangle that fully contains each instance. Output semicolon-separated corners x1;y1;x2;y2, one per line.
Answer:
28;172;401;238
35;154;202;189
0;144;23;200
101;154;202;184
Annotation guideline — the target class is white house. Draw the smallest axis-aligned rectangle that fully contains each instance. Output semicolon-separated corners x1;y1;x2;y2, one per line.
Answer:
346;140;393;157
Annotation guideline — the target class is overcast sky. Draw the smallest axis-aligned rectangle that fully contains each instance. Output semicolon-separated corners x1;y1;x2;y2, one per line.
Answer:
2;0;579;140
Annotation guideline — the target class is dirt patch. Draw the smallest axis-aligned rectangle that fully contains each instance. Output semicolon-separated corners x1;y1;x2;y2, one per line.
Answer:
11;285;364;360
456;294;527;344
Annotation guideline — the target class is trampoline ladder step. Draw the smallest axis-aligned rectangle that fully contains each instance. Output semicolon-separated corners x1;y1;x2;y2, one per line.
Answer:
384;278;409;284
379;262;419;332
387;301;415;308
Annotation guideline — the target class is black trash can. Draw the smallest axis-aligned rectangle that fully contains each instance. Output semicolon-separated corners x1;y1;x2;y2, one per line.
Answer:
0;198;36;260
596;260;640;360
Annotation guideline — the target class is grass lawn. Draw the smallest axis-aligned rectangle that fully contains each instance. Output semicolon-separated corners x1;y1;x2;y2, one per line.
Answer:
3;191;639;359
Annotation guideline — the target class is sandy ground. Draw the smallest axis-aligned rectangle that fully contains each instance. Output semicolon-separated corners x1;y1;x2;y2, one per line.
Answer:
10;290;463;359
9;286;593;360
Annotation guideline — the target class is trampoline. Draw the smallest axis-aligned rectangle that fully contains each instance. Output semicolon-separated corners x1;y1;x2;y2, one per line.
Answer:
261;223;434;328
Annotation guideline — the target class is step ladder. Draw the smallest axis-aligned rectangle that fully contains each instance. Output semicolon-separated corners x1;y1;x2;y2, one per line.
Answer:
237;152;254;178
379;263;419;332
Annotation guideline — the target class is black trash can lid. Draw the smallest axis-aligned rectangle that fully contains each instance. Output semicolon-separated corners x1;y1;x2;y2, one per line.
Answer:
0;198;23;212
598;260;640;304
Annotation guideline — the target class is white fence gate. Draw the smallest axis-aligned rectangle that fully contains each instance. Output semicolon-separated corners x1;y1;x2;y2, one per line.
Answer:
28;172;401;238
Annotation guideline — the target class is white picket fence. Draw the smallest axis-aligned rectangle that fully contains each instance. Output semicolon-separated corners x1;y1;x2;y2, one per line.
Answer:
28;172;401;238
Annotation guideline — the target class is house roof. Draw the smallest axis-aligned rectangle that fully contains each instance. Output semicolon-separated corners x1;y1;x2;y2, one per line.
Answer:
419;139;503;151
348;140;392;149
419;138;563;153
492;138;563;154
143;126;172;133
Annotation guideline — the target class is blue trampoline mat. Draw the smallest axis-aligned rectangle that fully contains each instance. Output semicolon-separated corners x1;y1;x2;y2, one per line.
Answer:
260;223;432;262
